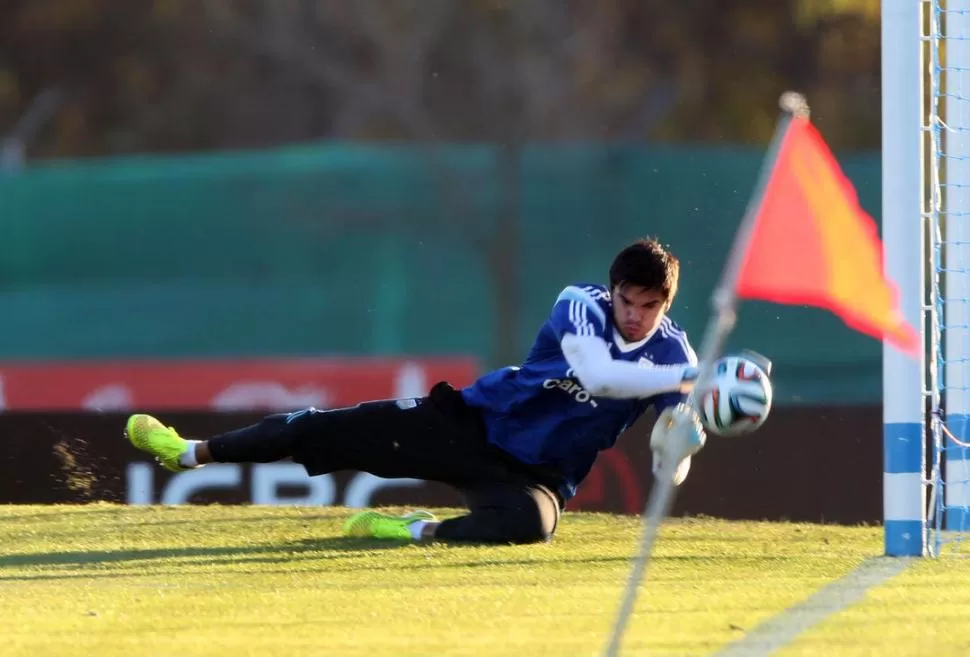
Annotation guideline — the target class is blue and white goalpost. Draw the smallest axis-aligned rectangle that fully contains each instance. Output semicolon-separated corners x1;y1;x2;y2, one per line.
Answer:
882;0;927;558
884;0;970;557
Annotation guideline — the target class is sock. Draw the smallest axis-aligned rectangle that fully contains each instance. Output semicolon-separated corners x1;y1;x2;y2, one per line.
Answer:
206;417;297;463
408;520;427;541
178;440;202;468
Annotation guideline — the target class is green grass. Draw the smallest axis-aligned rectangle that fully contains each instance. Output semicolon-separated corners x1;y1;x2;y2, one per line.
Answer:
0;505;966;656
777;552;970;657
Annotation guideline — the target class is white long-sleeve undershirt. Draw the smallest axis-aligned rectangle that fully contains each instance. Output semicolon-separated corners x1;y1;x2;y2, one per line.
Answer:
560;333;695;400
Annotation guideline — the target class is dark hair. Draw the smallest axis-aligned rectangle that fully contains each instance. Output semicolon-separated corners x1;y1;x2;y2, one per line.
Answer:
608;238;680;302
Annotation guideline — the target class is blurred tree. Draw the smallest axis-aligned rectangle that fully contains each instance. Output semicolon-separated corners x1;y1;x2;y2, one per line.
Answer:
794;0;880;26
0;0;883;157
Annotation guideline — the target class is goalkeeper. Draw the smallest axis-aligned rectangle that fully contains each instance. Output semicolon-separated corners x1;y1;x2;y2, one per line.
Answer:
126;238;705;545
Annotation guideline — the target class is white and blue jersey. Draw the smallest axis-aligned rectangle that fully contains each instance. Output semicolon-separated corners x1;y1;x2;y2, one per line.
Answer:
461;283;696;502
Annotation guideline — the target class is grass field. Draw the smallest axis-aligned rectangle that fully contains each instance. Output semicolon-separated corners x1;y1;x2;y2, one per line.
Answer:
0;505;968;656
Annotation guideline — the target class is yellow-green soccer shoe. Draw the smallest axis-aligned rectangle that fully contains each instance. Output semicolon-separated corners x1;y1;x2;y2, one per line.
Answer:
342;510;438;540
125;414;192;472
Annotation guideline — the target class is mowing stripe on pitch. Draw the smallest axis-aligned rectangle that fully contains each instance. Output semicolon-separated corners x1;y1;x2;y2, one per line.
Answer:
711;556;914;657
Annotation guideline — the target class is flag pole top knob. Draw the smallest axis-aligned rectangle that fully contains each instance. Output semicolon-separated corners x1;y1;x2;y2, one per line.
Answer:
779;91;811;118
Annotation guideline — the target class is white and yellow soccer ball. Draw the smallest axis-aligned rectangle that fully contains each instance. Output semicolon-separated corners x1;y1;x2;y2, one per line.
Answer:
696;354;773;437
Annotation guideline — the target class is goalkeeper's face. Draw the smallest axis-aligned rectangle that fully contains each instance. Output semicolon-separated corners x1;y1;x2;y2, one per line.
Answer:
611;284;669;342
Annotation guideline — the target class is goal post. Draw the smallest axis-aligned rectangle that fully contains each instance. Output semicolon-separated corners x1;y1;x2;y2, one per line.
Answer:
882;0;927;558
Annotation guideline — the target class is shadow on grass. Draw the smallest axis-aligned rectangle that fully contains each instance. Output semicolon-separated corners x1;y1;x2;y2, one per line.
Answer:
0;536;404;570
0;530;794;583
0;508;133;523
0;509;344;525
0;552;622;584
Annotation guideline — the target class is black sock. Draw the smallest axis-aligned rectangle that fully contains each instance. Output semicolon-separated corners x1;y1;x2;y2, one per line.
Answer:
207;414;296;463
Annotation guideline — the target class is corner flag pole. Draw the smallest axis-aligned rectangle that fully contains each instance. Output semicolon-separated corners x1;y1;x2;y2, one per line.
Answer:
602;92;808;657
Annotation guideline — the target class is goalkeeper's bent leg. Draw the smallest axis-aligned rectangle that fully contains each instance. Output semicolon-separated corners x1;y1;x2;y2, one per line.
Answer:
433;482;561;544
341;482;558;544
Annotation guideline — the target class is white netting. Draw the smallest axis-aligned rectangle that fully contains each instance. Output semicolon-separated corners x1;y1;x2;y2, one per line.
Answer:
929;0;970;556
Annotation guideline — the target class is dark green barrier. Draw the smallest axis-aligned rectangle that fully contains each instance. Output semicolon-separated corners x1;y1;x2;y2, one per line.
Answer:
0;143;882;404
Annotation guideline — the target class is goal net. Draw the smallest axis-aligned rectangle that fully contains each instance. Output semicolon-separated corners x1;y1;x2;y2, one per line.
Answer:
929;0;970;556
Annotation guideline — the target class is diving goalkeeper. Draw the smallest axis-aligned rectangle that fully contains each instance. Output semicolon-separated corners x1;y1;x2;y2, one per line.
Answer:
125;238;705;545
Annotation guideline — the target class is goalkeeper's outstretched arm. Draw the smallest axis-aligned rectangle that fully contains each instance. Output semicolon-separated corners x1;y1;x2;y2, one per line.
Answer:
560;333;698;400
561;332;705;487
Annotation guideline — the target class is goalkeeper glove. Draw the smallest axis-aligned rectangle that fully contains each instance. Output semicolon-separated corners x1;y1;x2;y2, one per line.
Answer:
650;403;707;486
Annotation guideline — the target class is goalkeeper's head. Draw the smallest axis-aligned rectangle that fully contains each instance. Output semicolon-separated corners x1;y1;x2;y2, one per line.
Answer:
608;238;680;343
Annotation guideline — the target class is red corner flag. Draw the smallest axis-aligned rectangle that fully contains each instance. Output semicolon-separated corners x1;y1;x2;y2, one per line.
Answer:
734;112;919;356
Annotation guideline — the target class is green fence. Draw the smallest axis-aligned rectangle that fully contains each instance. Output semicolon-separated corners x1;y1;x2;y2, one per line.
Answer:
0;142;883;404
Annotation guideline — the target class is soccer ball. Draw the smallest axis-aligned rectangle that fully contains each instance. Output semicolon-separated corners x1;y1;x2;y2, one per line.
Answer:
696;355;773;437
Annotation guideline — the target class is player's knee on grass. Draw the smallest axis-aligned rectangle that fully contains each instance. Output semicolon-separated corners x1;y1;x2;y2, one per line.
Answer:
435;484;560;545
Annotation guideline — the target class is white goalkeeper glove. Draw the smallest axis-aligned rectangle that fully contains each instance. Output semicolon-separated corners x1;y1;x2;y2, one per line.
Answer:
650;403;707;487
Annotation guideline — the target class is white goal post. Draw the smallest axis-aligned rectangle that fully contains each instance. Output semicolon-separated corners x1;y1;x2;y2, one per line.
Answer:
882;0;927;558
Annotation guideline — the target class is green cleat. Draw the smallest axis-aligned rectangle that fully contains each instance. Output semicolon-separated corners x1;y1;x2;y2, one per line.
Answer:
342;510;437;540
125;414;192;473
